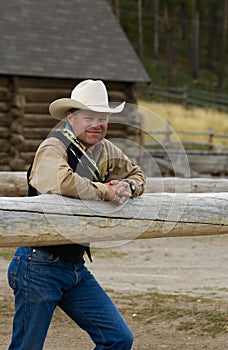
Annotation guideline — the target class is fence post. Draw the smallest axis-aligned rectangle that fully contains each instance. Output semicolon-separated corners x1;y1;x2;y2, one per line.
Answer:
182;85;188;109
164;122;172;147
208;128;214;151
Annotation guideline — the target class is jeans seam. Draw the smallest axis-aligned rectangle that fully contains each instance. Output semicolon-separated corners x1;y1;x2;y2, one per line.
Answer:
62;299;108;346
23;259;29;336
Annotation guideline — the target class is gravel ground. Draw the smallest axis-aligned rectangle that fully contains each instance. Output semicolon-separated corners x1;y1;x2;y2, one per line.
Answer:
0;234;227;349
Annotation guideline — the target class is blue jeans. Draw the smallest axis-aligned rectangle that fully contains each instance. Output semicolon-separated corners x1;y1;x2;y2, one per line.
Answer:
7;247;133;350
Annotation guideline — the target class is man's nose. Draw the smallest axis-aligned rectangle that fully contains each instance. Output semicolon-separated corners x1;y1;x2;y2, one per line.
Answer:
91;119;103;127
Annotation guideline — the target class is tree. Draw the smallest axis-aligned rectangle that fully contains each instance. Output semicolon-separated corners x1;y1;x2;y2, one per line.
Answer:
191;0;200;80
153;0;159;58
138;0;144;60
217;0;228;92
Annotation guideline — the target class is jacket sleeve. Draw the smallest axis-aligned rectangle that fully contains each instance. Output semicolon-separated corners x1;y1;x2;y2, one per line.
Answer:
104;139;146;197
29;138;109;200
30;137;146;200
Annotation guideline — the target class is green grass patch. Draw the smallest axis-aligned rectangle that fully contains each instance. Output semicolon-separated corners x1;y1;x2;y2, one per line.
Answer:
0;248;15;260
111;291;228;337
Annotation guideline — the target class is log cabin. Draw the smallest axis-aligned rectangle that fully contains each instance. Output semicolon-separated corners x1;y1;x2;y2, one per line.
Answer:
0;0;149;171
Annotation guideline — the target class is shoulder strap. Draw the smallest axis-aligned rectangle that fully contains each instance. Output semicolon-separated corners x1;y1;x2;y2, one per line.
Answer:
49;129;102;181
27;128;109;196
27;160;38;196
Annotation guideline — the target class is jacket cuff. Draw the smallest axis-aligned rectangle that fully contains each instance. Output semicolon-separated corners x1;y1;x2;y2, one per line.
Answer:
91;182;109;201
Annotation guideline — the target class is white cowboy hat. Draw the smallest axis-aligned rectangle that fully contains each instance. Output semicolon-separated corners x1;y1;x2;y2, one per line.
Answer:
49;79;125;119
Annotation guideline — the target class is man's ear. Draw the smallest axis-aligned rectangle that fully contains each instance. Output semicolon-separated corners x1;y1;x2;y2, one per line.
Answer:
67;112;73;125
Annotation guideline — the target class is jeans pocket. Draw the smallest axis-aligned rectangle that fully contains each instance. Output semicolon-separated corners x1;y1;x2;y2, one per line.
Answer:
8;256;21;291
29;248;59;263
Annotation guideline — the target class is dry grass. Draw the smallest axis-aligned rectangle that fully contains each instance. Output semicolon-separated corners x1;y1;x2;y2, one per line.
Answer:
138;100;228;148
110;291;228;338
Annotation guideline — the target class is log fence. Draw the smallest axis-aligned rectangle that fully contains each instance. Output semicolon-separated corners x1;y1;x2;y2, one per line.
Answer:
1;172;228;197
0;172;227;247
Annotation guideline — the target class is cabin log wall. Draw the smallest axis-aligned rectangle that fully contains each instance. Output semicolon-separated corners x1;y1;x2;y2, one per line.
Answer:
0;75;142;171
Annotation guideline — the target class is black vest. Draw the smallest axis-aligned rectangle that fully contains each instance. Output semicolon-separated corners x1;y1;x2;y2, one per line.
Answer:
27;130;94;264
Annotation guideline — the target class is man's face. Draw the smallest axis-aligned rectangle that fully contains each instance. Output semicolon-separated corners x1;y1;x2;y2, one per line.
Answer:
67;110;109;148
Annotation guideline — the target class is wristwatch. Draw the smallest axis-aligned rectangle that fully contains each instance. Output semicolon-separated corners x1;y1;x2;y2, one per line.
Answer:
123;180;136;195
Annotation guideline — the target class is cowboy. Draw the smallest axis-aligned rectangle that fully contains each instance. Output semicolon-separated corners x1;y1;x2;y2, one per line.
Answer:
7;79;145;350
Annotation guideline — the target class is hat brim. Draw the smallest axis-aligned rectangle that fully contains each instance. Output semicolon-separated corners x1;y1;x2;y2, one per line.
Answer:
49;98;125;120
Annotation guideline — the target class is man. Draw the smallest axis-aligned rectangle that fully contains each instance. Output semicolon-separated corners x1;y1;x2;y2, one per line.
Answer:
8;79;145;350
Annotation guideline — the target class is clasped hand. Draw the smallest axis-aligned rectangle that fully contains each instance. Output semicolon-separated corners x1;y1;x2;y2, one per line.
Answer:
104;180;132;205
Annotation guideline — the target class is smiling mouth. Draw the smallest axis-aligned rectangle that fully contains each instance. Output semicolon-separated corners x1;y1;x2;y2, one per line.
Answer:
86;130;102;134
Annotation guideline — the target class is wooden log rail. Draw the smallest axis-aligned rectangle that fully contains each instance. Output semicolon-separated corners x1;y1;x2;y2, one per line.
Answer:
0;172;228;196
0;192;228;247
0;172;227;247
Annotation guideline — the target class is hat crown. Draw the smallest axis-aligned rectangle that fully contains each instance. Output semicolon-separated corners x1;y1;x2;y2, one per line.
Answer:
71;79;109;108
49;79;125;119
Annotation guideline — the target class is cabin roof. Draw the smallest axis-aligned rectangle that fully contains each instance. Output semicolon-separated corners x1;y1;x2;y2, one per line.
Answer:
0;0;150;82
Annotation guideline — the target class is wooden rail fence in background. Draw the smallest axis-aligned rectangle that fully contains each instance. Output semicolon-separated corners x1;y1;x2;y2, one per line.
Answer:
146;84;228;111
145;123;228;152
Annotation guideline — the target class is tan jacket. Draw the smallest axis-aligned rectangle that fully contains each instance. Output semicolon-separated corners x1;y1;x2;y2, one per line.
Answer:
30;137;145;200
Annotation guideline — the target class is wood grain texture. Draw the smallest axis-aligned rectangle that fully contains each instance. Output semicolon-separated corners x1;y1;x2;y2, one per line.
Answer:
1;172;228;196
0;193;227;247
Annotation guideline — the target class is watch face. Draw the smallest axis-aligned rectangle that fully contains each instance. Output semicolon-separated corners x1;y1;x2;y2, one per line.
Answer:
123;180;136;194
131;183;136;191
129;182;136;193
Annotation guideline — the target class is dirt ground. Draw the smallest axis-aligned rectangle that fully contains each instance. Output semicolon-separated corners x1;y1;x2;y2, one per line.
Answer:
0;235;228;350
